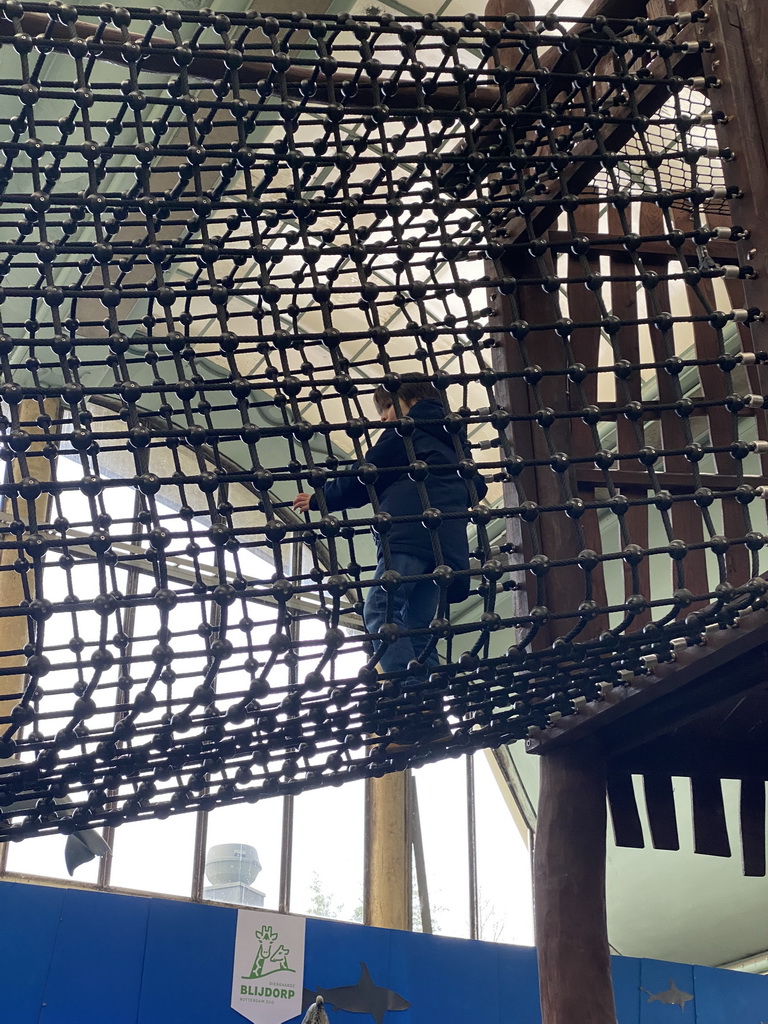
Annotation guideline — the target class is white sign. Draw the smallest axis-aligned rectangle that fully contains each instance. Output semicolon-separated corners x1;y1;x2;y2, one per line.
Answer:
231;908;306;1024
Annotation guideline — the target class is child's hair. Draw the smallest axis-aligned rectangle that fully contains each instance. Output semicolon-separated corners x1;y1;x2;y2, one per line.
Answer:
372;378;442;412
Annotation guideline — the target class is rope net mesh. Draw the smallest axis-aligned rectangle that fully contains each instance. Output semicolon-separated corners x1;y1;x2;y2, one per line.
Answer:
0;2;763;839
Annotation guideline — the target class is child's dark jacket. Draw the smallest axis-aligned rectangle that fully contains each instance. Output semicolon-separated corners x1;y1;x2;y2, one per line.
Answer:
312;398;488;602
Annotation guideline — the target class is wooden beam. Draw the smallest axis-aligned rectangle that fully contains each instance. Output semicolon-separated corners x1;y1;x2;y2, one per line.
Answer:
740;777;766;877
364;772;409;930
534;745;617;1024
526;604;768;755
485;0;534;19
704;0;768;348
691;774;731;857
505;27;701;243
606;772;645;848
644;773;680;851
0;0;659;116
575;468;764;493
646;0;704;16
540;231;739;264
612;735;768;781
511;253;586;648
603;638;768;761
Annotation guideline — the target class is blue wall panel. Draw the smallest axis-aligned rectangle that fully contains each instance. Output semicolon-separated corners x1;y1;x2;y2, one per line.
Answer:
1;880;767;1024
493;939;541;1024
387;927;501;1024
39;888;150;1024
639;959;696;1022
137;896;240;1024
693;964;768;1024
612;956;641;1024
0;882;64;1024
299;917;394;1021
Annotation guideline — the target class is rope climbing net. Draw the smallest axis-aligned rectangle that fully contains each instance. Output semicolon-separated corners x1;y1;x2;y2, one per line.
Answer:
0;2;764;839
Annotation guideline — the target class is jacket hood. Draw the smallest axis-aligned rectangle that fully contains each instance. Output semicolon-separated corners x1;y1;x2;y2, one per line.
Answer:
406;398;461;444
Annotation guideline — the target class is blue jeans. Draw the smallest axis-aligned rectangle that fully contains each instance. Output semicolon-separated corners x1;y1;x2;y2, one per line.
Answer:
363;553;441;680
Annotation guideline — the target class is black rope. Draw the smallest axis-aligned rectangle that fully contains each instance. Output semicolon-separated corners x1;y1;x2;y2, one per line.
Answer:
0;3;763;841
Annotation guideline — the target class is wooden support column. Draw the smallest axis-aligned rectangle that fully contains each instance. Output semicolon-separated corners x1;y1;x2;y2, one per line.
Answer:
645;0;703;16
703;0;768;349
535;746;616;1024
364;772;409;930
484;0;532;18
484;1;616;1022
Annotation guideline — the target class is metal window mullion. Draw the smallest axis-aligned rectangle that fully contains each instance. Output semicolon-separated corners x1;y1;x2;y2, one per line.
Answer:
467;754;479;941
191;807;209;901
279;793;294;914
279;537;303;913
408;770;432;934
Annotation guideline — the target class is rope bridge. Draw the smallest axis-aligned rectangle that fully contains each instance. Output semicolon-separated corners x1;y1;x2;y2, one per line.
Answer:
0;1;762;840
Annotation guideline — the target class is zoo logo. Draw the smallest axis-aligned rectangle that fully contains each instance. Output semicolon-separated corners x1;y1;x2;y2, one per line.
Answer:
242;925;296;981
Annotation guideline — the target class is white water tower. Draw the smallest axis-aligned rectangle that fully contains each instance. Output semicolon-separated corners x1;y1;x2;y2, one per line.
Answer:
203;843;266;907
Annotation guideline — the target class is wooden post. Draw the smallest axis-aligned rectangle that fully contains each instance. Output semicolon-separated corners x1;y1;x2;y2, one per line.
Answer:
535;746;616;1024
364;772;409;930
702;1;768;350
484;0;534;20
483;0;617;1020
645;0;703;16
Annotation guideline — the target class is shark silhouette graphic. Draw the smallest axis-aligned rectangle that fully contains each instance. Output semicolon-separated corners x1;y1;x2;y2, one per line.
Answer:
301;963;410;1024
641;979;694;1011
